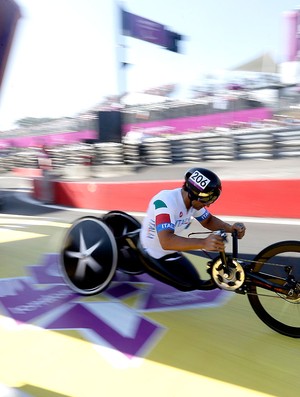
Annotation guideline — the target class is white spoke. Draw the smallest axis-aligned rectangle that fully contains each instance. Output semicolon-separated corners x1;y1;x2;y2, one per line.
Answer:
65;227;105;280
85;240;102;256
65;250;82;259
75;257;102;280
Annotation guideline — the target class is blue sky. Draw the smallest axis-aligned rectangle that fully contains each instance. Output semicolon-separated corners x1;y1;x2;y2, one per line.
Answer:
0;0;300;130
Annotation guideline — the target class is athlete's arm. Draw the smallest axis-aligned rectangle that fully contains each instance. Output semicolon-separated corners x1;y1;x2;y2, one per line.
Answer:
200;214;246;239
157;228;225;252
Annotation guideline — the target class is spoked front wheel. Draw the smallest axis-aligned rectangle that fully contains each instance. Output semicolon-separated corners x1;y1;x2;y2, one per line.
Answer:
248;240;300;338
60;217;118;295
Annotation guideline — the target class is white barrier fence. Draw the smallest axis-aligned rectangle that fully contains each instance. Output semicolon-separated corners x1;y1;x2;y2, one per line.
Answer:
1;126;300;172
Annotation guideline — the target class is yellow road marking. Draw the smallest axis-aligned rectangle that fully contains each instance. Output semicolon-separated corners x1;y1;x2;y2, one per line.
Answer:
0;228;46;243
0;218;70;228
0;216;70;243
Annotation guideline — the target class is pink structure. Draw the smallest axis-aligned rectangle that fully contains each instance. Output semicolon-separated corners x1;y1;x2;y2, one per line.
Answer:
123;107;272;135
0;130;97;148
284;10;300;62
0;107;272;148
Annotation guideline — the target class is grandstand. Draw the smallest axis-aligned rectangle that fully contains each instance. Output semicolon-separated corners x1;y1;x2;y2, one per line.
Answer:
0;74;300;173
0;84;275;141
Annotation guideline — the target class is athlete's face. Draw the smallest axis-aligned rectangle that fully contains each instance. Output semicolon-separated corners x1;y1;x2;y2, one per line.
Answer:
191;200;210;210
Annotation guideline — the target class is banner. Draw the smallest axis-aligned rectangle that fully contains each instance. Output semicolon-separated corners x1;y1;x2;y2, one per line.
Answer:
122;9;167;47
122;9;182;53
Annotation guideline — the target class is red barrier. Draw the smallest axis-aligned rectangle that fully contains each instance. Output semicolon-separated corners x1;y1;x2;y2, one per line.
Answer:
53;180;177;212
33;178;300;218
212;179;300;218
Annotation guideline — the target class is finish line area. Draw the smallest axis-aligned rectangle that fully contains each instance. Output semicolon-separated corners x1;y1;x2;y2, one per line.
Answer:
0;213;299;397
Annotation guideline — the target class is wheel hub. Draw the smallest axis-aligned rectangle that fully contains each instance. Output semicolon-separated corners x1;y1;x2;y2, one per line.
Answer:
211;258;245;291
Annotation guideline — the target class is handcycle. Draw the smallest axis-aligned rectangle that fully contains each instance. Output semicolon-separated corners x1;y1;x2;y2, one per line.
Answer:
60;210;300;338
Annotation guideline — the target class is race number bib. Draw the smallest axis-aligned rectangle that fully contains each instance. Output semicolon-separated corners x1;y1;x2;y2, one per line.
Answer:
189;170;211;191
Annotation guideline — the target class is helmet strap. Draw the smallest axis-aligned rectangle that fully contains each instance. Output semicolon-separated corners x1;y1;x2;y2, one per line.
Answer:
187;190;197;206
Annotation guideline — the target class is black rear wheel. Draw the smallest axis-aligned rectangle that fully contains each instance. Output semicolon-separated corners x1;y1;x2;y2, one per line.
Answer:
102;211;144;275
248;241;300;337
60;216;118;295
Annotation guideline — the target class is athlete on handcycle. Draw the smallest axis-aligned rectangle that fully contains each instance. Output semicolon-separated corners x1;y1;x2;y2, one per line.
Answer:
139;167;246;291
61;167;300;337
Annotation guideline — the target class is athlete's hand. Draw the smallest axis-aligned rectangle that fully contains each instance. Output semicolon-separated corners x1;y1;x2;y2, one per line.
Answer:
232;222;246;239
202;234;225;252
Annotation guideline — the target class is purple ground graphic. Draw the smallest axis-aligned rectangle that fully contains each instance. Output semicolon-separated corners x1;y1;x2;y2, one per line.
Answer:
0;253;229;361
110;270;229;311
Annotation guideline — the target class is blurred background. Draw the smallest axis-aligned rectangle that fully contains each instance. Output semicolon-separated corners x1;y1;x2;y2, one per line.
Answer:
1;0;300;173
1;4;300;396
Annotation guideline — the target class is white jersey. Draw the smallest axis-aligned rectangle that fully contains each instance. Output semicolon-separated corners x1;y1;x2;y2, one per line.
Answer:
140;188;211;259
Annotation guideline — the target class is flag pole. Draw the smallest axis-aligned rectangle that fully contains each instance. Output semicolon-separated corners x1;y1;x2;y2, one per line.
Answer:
115;1;127;101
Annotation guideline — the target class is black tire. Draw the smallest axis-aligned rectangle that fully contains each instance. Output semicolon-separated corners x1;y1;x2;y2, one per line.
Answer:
60;216;118;295
248;240;300;337
102;211;144;275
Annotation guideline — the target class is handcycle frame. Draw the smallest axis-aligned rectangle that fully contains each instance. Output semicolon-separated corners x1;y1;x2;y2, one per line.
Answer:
60;210;300;338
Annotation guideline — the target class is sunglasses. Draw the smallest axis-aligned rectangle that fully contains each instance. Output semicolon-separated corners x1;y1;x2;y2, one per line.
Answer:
197;198;217;205
195;192;218;205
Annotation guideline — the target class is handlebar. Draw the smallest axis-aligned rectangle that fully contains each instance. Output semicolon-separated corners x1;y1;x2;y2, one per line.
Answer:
213;229;238;262
187;229;241;261
214;229;239;266
232;230;238;258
